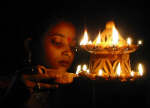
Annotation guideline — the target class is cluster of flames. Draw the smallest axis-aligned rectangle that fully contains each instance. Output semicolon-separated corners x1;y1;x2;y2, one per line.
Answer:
76;21;144;80
80;22;142;47
76;63;144;79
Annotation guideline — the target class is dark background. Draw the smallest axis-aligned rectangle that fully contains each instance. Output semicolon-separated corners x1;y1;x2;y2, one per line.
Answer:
4;1;150;75
2;0;150;105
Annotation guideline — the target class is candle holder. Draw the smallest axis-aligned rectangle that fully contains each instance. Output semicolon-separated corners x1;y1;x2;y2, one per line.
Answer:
80;21;142;81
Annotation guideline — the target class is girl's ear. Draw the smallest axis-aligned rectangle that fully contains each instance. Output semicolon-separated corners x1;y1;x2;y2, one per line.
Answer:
24;37;32;53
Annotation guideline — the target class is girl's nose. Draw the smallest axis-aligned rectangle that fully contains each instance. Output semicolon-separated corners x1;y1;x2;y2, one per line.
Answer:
62;50;72;57
62;47;73;58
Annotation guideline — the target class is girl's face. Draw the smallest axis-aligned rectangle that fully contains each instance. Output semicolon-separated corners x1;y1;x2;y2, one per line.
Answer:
42;21;76;71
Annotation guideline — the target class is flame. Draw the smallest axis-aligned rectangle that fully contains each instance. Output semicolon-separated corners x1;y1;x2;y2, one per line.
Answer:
80;30;89;45
88;40;92;45
130;71;134;77
116;63;121;76
127;37;132;45
80;21;132;47
98;69;103;76
76;65;81;74
87;69;90;74
138;40;142;45
93;32;101;45
138;63;143;76
83;64;87;71
112;26;119;46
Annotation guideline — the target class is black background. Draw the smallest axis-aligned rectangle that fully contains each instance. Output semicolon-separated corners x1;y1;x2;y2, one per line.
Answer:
3;2;150;82
2;0;150;105
4;1;150;74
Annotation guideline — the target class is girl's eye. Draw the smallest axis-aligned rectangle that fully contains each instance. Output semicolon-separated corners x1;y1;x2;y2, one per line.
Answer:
51;38;64;47
55;42;63;46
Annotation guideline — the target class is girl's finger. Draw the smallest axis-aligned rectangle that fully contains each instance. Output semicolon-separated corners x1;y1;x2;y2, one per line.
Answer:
38;83;59;88
23;74;49;80
37;65;48;75
24;80;59;89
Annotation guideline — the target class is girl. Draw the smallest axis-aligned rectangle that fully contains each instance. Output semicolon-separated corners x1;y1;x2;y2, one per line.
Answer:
23;18;77;90
23;17;78;108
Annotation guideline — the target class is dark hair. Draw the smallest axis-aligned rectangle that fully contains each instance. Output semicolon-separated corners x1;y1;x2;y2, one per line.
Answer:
31;16;77;41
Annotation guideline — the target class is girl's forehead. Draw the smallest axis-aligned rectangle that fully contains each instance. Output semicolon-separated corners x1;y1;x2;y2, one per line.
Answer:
45;32;75;44
47;22;76;41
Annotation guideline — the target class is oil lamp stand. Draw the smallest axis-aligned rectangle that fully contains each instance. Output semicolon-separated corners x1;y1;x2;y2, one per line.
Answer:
89;53;131;79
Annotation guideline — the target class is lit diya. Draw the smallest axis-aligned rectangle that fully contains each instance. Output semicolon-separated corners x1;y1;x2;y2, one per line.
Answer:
77;21;144;82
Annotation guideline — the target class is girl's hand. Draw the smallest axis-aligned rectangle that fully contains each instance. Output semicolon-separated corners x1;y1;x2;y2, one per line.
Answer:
22;65;77;92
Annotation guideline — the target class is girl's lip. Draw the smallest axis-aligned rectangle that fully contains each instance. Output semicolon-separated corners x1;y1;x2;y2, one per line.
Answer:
59;61;70;67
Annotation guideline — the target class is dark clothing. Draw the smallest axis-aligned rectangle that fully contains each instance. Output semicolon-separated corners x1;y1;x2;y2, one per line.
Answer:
26;77;93;108
0;76;93;108
0;77;30;108
1;76;150;108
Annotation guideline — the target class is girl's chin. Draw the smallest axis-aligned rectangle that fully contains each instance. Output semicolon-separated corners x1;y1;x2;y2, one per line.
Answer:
57;67;68;72
47;63;69;71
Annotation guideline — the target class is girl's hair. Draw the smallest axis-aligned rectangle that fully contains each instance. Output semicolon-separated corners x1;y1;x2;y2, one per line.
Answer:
31;16;77;42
